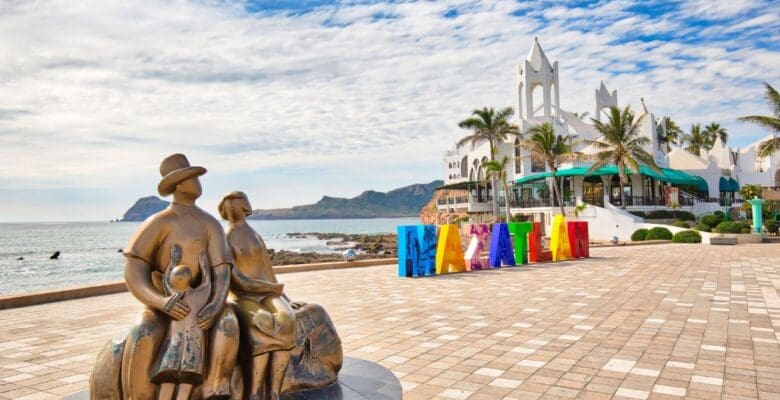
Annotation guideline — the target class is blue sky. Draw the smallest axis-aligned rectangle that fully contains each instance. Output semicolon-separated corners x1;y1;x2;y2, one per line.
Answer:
0;0;778;222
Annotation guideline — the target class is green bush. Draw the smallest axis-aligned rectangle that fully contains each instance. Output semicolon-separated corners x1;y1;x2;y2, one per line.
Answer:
646;210;671;219
715;221;752;234
695;223;711;232
714;211;725;217
676;211;695;221
699;214;723;228
629;211;646;218
631;229;649;241
510;214;528;222
672;220;689;228
645;227;673;240
672;230;702;243
765;220;779;234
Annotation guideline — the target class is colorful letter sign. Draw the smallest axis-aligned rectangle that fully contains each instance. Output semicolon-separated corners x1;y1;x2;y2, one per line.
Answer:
567;221;589;258
436;224;466;274
397;225;436;277
397;220;588;278
463;224;490;270
508;222;532;265
489;223;515;267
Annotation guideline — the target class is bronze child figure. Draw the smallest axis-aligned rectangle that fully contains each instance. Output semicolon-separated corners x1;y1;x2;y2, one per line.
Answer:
151;248;213;400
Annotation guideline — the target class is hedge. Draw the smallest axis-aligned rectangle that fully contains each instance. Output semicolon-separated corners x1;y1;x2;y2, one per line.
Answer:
631;229;649;241
714;221;752;234
699;214;723;228
765;220;779;234
695;223;711;232
629;211;646;218
672;230;702;243
672;220;689;228
645;227;673;240
645;210;695;221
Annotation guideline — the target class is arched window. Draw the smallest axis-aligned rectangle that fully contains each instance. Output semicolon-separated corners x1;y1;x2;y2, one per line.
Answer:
461;156;468;178
514;139;522;174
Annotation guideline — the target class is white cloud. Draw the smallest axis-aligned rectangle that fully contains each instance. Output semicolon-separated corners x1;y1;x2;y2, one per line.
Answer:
0;0;777;220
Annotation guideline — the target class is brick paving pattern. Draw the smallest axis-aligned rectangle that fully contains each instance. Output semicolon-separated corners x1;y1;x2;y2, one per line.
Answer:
0;244;779;399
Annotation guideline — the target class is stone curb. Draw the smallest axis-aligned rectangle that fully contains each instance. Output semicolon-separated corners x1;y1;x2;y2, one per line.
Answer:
0;258;398;310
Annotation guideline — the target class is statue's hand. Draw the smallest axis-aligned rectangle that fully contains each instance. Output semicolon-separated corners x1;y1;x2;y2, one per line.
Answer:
197;302;219;330
162;293;190;321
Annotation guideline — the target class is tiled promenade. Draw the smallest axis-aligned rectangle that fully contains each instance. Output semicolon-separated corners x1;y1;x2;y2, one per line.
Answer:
1;244;779;399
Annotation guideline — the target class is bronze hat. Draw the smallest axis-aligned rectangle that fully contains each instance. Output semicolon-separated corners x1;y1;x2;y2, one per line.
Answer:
157;153;207;196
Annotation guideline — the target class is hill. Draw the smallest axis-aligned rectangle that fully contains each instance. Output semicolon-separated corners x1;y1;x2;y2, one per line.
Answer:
249;180;442;220
120;196;170;221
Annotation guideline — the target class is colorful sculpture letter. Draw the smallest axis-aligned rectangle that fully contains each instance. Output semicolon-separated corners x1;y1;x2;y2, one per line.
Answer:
489;223;516;267
436;224;466;274
550;215;572;261
463;224;490;270
528;222;551;263
397;225;437;277
566;221;589;258
507;222;532;265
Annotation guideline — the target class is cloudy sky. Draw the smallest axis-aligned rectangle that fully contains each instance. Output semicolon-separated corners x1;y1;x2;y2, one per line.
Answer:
1;0;778;222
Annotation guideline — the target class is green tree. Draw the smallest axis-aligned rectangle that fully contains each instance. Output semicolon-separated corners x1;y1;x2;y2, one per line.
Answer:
680;123;711;155
657;117;683;151
703;122;728;146
587;106;661;209
521;122;578;216
739;184;763;217
482;156;512;222
456;107;519;217
738;82;780;158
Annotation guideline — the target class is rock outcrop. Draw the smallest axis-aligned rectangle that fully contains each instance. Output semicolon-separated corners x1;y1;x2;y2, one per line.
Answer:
121;196;170;222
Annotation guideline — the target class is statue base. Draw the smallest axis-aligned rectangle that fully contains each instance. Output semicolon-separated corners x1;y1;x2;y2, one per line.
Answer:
65;357;401;400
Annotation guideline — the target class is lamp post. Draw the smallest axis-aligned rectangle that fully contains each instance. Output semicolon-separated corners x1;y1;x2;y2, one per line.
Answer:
747;198;765;234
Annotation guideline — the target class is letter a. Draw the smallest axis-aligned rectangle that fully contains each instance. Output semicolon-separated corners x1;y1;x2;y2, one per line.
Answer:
436;224;466;274
489;223;516;267
550;215;572;261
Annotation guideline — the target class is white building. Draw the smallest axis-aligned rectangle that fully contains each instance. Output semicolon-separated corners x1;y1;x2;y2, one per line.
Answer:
437;38;780;240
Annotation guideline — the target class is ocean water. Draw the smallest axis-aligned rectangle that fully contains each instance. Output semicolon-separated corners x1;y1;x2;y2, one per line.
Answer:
0;217;417;295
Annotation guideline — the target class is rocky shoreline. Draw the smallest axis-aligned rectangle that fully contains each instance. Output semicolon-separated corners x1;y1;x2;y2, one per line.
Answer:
270;232;397;265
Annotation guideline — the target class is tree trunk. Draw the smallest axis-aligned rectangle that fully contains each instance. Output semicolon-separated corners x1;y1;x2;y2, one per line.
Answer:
491;175;500;219
503;182;512;222
551;167;566;216
619;167;628;210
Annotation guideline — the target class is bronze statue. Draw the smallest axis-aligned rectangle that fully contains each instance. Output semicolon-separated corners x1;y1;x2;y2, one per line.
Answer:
219;191;296;400
90;154;343;400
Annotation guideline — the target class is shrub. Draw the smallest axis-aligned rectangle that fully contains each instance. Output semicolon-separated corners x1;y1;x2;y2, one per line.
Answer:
672;220;689;228
629;211;646;218
676;211;696;221
645;227;673;240
511;214;529;222
646;210;671;219
714;211;725;217
715;221;752;234
631;229;649;241
672;230;702;243
765;219;779;234
699;214;723;228
695;223;711;232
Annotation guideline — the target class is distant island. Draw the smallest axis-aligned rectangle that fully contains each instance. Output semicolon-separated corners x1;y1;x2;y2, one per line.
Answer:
249;180;443;220
120;196;170;222
120;180;442;221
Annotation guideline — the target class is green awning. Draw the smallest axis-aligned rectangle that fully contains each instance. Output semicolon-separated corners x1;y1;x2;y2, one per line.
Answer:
515;165;709;192
719;177;740;192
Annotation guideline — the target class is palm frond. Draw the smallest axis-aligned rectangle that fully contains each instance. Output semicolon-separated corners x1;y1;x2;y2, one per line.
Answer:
738;115;780;133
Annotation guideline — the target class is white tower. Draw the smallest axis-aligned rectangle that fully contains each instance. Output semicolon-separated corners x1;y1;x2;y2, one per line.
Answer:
594;81;617;121
517;38;560;120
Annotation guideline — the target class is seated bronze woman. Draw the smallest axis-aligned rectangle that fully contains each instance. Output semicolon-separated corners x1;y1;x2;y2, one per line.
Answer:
219;191;296;400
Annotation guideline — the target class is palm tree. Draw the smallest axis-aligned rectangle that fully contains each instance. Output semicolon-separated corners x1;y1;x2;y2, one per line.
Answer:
521;122;578;216
456;107;519;216
703;122;728;145
657;117;683;152
739;82;780;158
482;156;512;222
588;106;661;209
680;123;711;156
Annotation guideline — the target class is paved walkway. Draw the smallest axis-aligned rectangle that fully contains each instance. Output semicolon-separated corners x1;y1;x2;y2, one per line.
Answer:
0;244;779;399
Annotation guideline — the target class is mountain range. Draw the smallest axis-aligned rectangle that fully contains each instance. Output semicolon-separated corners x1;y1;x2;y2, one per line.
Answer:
248;180;442;220
120;180;442;221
